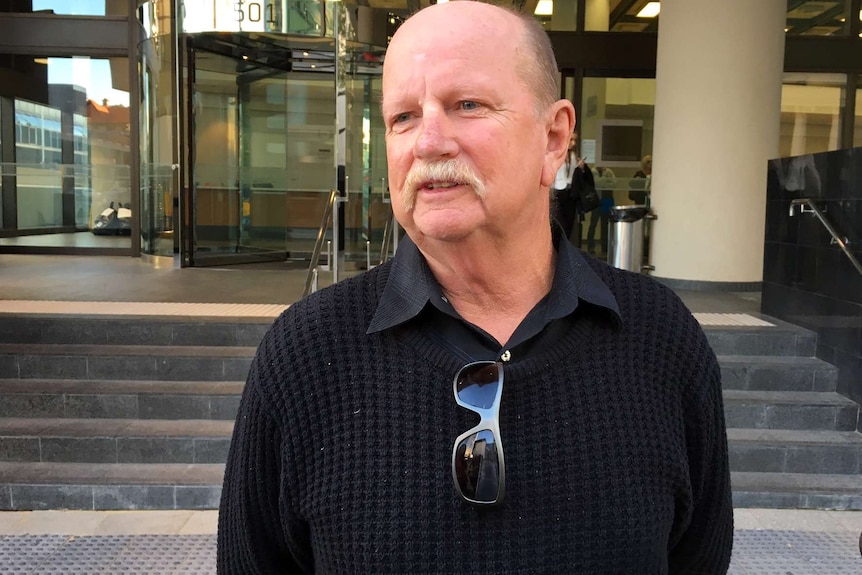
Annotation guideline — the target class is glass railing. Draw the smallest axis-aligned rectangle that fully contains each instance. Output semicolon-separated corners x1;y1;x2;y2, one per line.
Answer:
140;162;176;258
0;162;132;250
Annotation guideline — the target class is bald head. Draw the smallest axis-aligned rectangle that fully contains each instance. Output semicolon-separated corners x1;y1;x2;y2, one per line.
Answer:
385;1;559;116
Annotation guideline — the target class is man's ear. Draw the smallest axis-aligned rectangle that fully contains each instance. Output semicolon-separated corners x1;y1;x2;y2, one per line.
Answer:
540;101;576;188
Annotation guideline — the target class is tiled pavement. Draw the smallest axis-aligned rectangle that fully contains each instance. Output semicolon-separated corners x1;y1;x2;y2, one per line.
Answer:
0;509;860;573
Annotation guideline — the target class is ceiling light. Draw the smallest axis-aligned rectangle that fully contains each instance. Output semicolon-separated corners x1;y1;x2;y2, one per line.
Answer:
636;2;660;18
534;0;553;16
241;54;249;60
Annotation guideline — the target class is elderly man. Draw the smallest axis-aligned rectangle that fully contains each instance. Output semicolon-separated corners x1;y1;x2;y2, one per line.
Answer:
218;2;733;573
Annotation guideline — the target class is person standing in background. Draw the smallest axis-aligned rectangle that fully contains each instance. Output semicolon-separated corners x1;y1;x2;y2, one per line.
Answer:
629;154;652;205
553;130;595;245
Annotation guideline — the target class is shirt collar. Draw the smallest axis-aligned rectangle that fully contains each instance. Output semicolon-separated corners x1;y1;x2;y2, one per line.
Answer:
367;230;621;335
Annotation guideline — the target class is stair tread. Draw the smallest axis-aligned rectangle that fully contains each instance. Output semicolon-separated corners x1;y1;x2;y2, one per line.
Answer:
0;417;233;437
0;343;256;357
722;390;858;406
732;471;862;492
717;355;835;366
0;461;224;485
727;428;862;444
0;378;245;394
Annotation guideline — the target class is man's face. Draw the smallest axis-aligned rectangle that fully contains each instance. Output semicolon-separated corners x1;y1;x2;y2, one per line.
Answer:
381;3;552;244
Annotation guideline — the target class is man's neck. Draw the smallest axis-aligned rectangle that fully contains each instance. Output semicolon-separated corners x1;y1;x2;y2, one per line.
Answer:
416;227;556;345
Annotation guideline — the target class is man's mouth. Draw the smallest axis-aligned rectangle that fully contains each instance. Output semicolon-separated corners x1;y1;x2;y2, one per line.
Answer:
424;181;462;190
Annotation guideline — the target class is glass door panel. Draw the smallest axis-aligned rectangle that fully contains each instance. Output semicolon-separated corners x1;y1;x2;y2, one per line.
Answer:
343;54;388;268
191;49;243;261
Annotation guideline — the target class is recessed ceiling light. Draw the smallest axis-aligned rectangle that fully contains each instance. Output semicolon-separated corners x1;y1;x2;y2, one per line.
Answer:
535;0;553;16
636;2;660;18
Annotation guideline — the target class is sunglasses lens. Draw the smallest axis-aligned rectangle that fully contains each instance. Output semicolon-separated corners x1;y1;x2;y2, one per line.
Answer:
453;429;501;503
456;363;500;409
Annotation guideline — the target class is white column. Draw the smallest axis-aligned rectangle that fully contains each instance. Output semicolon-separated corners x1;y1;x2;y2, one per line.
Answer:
650;0;786;285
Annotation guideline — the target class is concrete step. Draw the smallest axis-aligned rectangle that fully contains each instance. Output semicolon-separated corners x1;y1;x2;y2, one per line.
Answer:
727;428;862;475
0;418;233;464
705;325;817;357
0;344;255;381
0;315;816;357
718;355;837;392
0;379;244;420
0;461;224;510
2;380;857;431
0;316;271;347
4;466;862;512
731;471;862;510
723;390;859;431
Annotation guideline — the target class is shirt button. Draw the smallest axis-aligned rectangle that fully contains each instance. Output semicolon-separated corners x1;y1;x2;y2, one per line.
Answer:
500;350;511;362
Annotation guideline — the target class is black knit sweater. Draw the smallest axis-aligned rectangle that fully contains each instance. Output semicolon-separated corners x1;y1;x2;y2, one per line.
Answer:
218;257;733;574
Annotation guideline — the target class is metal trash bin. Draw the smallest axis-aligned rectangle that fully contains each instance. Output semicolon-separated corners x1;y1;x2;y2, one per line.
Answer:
608;205;654;272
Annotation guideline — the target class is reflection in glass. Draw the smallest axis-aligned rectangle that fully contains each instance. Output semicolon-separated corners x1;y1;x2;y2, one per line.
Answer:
781;73;846;156
533;0;577;31
0;56;131;250
454;429;501;503
785;0;849;36
584;0;658;33
29;0;128;16
855;76;862;148
139;0;177;258
578;77;655;256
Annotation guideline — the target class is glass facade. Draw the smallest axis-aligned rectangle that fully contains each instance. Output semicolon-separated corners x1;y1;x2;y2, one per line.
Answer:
857;75;862;146
583;0;657;32
785;0;851;35
139;0;178;259
535;0;578;31
781;73;847;155
29;0;130;17
0;0;860;264
0;55;131;249
577;77;656;256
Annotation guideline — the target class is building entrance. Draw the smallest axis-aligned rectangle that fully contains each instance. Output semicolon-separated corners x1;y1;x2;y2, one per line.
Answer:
183;33;389;269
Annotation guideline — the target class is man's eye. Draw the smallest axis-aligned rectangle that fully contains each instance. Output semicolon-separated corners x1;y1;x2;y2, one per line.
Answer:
393;112;412;124
460;101;479;111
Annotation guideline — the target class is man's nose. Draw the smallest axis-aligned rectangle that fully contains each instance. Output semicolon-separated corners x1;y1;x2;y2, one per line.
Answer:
413;109;459;160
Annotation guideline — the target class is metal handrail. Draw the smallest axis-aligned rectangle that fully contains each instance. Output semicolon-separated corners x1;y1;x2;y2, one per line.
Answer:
379;211;394;265
303;189;338;297
789;198;862;276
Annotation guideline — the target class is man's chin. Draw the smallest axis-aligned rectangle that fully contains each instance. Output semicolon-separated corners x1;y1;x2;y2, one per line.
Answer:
412;217;475;244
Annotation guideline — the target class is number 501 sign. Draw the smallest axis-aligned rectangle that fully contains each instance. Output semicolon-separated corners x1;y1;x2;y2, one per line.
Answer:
181;0;281;33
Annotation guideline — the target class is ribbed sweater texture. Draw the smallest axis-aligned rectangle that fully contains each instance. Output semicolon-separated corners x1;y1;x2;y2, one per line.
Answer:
218;257;733;574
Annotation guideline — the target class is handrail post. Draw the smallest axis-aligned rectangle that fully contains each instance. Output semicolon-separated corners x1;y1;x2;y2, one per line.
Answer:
303;189;338;298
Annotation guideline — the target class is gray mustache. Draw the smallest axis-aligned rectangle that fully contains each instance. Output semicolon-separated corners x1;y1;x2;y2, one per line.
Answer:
401;160;486;211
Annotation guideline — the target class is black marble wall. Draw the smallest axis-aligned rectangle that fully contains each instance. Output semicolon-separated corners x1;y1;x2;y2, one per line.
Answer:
762;148;862;407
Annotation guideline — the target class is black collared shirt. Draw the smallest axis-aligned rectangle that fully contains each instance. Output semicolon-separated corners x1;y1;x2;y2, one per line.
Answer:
367;227;622;364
